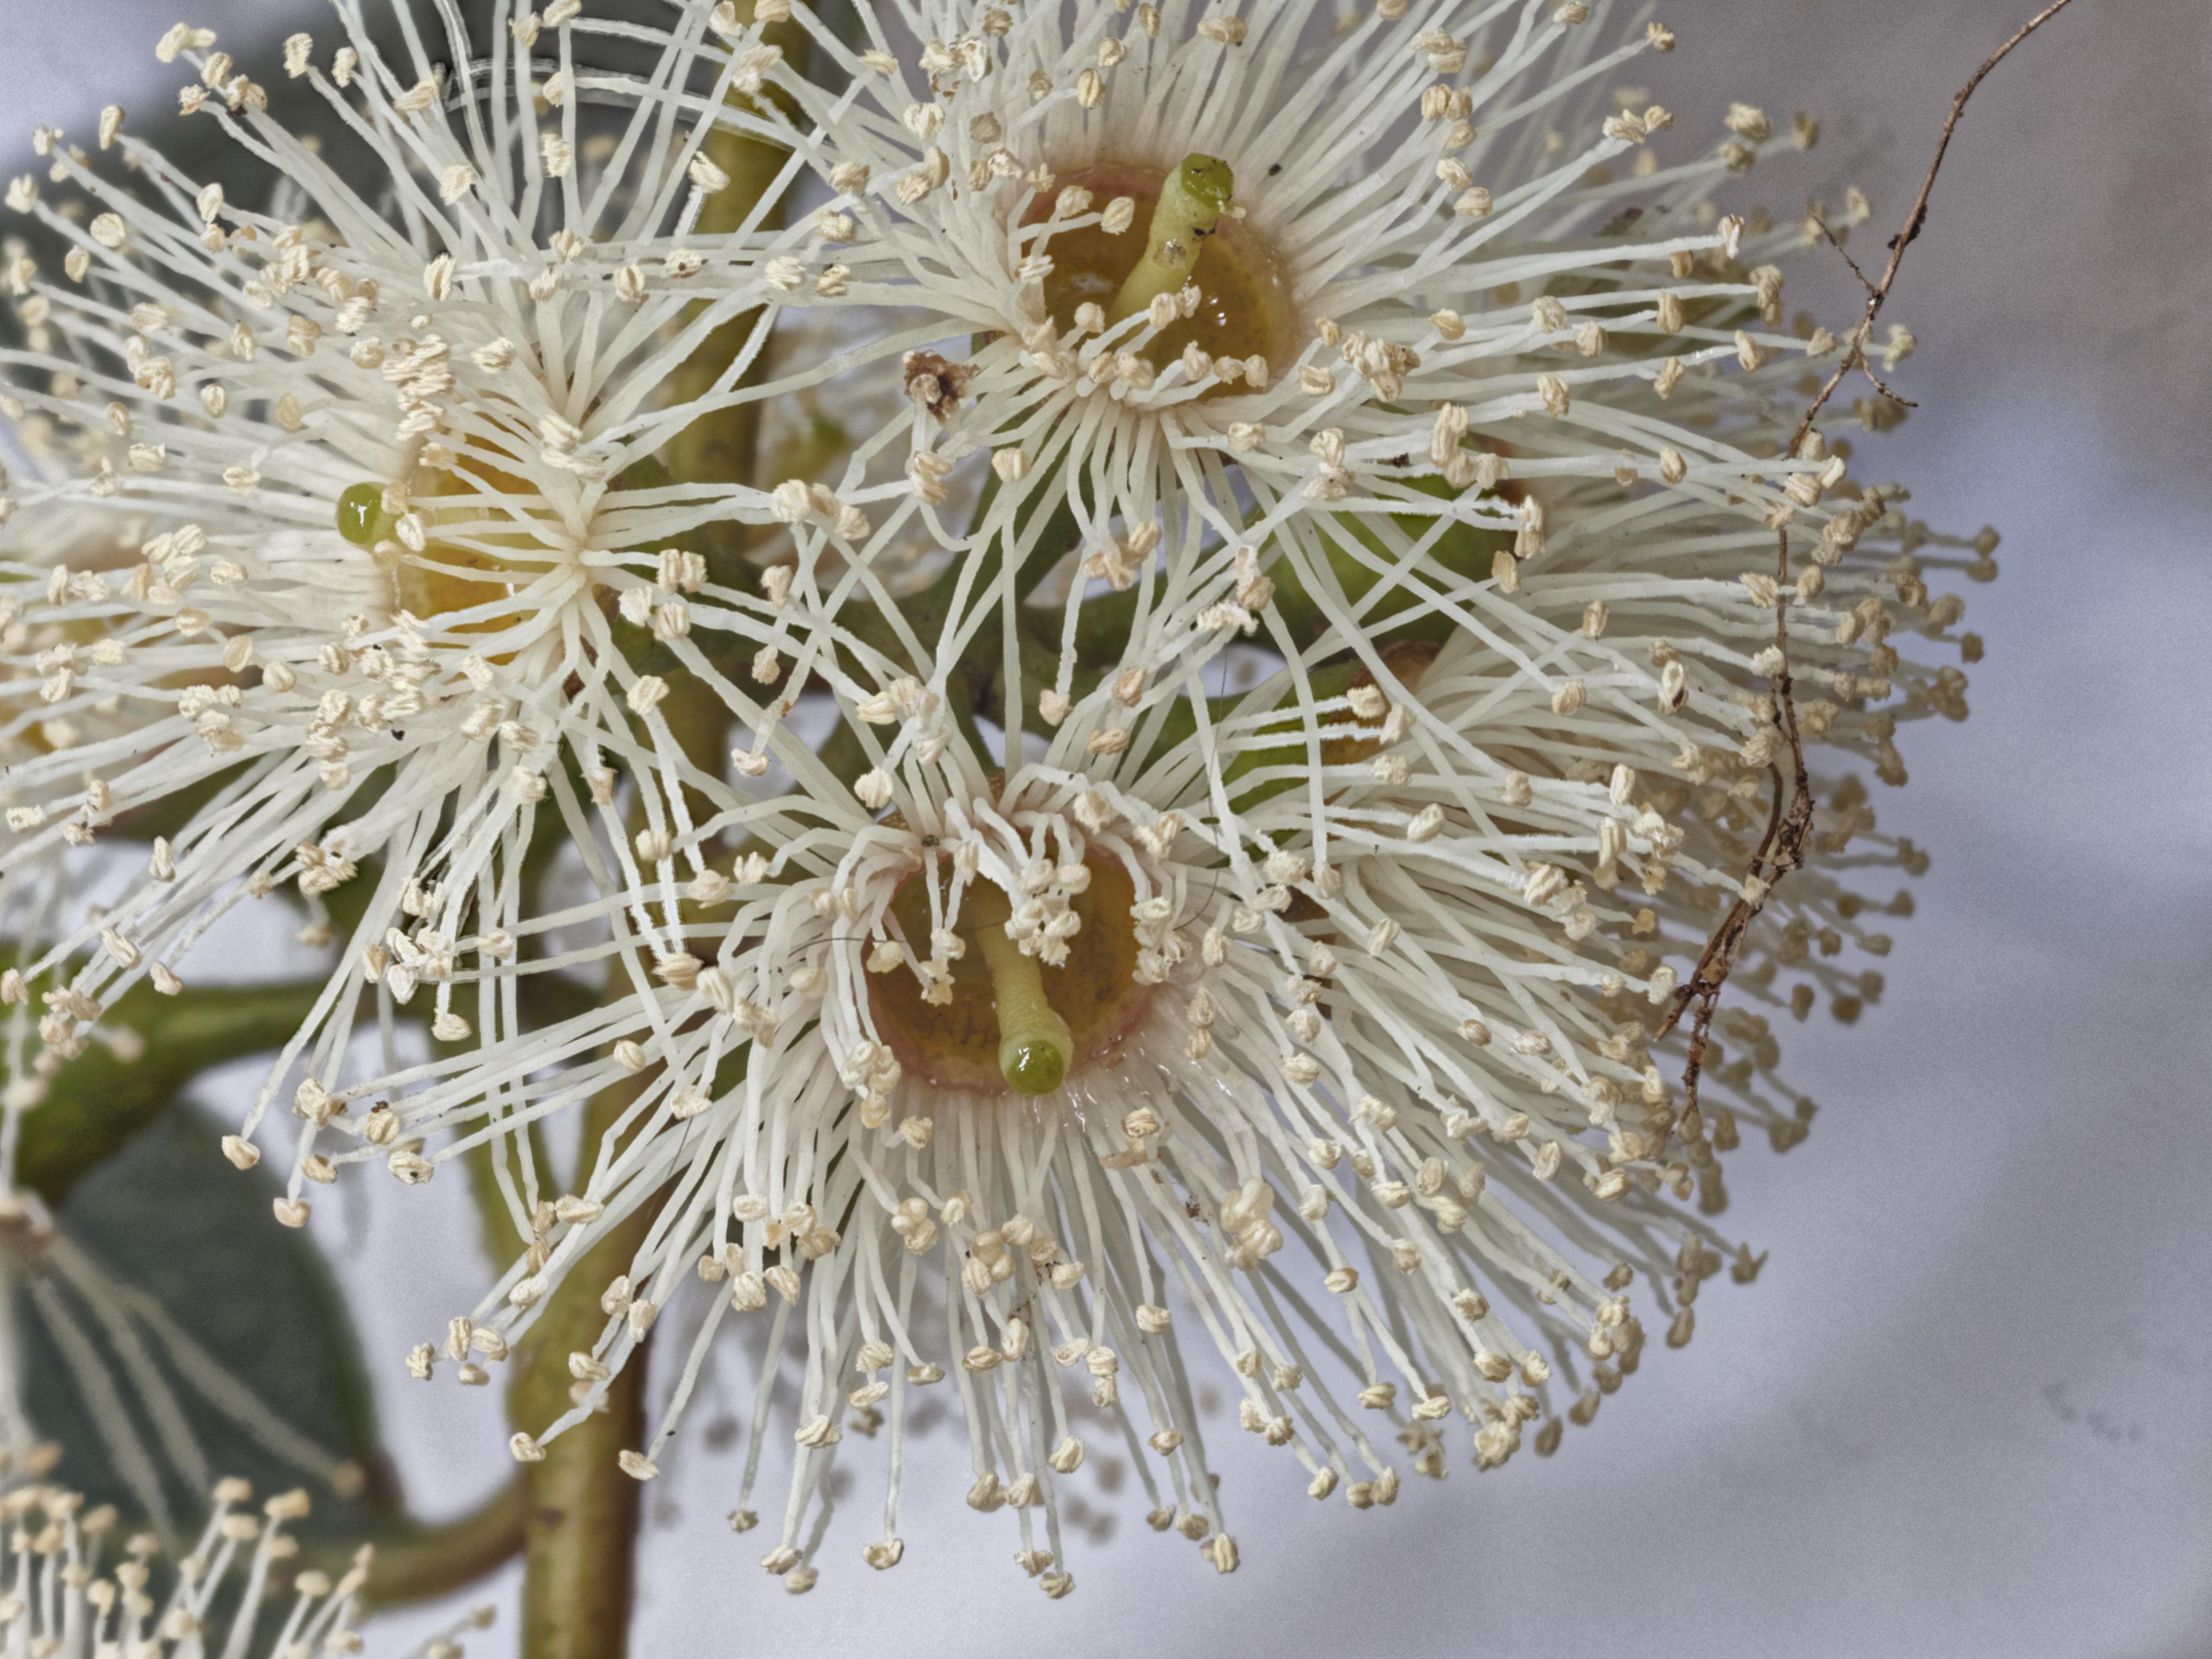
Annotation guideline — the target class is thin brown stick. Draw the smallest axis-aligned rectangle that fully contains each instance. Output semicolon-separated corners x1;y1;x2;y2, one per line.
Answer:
1657;0;2080;1112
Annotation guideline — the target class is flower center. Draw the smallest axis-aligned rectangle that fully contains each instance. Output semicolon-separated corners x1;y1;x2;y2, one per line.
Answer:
867;856;1158;1097
336;463;564;634
1024;158;1301;389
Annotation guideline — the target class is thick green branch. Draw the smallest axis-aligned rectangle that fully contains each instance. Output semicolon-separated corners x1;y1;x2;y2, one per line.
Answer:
665;6;810;566
506;1084;657;1656
358;1479;529;1609
18;977;327;1203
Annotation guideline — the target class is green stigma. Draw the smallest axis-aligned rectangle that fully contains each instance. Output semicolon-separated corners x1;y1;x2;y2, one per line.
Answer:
1000;1031;1070;1096
337;481;396;548
1110;151;1236;324
1175;153;1235;213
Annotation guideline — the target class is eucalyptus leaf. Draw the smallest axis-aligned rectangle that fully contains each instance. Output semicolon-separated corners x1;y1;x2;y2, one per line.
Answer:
15;1106;399;1543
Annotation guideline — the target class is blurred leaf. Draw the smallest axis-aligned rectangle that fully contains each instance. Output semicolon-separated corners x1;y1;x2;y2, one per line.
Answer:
18;1104;400;1543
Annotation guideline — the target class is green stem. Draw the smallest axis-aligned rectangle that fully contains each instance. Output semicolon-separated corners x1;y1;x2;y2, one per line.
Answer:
462;1138;533;1267
493;55;784;1646
658;671;734;841
495;623;725;1653
509;1083;655;1659
18;977;328;1204
665;5;809;569
358;1479;529;1608
1109;154;1234;324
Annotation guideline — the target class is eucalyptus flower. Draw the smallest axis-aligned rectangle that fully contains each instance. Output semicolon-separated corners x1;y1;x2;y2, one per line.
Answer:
317;0;1989;1598
0;5;801;1222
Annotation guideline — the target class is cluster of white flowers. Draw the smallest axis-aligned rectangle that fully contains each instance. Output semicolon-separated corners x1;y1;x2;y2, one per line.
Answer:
0;0;812;1188
0;1443;491;1658
0;0;1988;1607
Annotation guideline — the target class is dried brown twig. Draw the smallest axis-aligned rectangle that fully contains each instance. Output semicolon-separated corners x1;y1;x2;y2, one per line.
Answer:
1657;0;2081;1113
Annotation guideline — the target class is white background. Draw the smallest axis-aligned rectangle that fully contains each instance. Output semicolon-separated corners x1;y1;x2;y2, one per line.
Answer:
3;1;2206;1654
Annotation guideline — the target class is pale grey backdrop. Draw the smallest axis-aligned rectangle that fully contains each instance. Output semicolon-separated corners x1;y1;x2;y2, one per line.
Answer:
3;1;2205;1655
